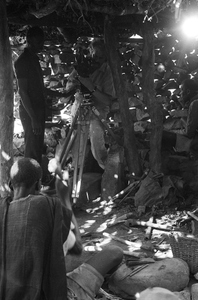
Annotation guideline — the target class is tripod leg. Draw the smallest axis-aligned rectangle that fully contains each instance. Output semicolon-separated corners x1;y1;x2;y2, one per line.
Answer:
59;92;84;163
58;111;78;166
72;107;91;203
61;130;77;169
74;121;90;202
72;122;81;202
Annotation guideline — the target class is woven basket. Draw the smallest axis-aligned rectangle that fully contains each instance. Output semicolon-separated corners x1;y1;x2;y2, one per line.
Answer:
169;233;198;274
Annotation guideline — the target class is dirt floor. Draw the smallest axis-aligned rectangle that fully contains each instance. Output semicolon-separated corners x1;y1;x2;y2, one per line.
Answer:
42;169;198;299
63;171;198;299
70;194;174;267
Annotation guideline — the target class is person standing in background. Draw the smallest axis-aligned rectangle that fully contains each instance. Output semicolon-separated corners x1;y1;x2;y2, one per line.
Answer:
72;38;116;170
78;39;116;169
14;26;74;167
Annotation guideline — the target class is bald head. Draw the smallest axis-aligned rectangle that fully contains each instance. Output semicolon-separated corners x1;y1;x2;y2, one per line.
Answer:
10;158;42;189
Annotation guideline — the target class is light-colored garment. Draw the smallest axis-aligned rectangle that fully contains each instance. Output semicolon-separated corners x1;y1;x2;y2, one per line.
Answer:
63;222;76;256
137;287;180;300
67;263;104;300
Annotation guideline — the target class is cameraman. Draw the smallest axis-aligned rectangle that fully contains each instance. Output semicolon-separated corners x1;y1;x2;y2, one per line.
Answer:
76;38;116;170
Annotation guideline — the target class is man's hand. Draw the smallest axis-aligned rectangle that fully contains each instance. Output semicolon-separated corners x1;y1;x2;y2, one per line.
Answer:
31;118;42;135
48;158;71;208
55;170;72;209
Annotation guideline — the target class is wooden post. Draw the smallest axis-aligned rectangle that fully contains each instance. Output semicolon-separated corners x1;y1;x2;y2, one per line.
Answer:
104;17;142;178
0;0;14;197
142;21;163;174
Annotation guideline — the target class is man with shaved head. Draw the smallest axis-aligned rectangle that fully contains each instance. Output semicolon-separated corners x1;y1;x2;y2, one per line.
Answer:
0;157;123;299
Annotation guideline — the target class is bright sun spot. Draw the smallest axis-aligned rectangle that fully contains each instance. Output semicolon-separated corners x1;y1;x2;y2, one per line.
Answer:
182;16;198;38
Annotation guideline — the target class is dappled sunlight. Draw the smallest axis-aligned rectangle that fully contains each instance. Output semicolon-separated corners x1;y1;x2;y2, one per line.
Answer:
78;197;121;234
77;199;176;261
108;214;117;225
4;183;11;192
84;235;113;251
14;118;23;134
127;242;142;252
80;219;96;230
83;245;103;251
88;197;115;216
103;204;113;215
103;231;143;251
76;194;177;259
96;221;108;232
0;183;11;193
154;248;173;260
2;150;11;161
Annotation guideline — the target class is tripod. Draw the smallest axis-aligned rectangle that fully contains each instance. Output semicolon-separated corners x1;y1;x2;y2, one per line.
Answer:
59;91;121;203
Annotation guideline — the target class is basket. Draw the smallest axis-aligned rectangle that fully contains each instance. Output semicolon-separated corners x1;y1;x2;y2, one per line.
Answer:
169;233;198;274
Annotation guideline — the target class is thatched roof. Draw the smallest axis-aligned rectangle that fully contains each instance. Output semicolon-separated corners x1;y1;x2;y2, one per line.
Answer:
6;0;181;43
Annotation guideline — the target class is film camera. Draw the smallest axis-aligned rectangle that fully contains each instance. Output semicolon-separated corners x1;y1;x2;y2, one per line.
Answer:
74;41;100;78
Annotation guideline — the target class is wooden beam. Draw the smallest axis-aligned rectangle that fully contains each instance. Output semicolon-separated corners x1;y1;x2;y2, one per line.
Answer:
104;16;142;178
0;0;14;197
142;22;163;173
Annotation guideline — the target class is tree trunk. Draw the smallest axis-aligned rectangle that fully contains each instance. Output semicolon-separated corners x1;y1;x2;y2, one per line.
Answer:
104;17;142;178
0;0;14;197
142;22;163;173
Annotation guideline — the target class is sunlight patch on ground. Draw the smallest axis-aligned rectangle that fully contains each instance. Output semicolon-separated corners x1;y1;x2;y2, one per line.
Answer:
92;197;102;203
100;200;115;215
96;221;108;232
87;198;115;216
79;228;86;234
154;249;173;259
106;214;117;226
127;243;142;252
103;204;114;215
84;245;103;251
80;219;96;230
